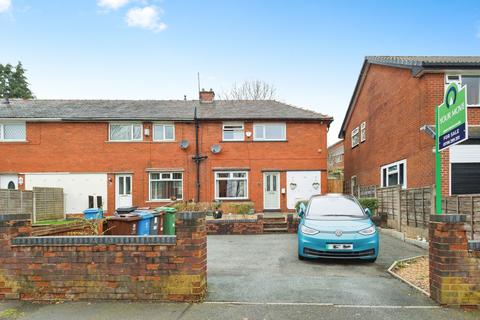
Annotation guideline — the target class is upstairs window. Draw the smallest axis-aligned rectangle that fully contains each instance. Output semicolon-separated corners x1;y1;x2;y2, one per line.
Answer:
446;74;480;106
253;123;286;141
223;122;244;141
360;122;366;142
0;122;26;141
153;123;175;141
381;160;407;188
109;123;142;141
351;127;359;148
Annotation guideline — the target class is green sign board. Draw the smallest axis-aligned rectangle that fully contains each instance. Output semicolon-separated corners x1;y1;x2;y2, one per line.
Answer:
437;82;468;151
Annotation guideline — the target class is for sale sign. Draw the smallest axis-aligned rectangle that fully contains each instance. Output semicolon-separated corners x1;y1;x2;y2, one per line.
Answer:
437;82;468;151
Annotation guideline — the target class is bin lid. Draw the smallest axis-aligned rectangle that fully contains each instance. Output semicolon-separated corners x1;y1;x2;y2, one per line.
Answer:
158;207;177;213
84;208;101;214
116;206;137;213
134;211;154;219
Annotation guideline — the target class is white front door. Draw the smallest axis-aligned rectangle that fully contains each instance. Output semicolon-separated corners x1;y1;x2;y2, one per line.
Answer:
264;172;280;210
116;174;132;208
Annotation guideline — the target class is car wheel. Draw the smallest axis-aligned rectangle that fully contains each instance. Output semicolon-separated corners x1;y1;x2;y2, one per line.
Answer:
298;254;306;261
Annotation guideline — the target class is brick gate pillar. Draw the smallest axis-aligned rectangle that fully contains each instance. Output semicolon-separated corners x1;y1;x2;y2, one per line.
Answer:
429;214;480;307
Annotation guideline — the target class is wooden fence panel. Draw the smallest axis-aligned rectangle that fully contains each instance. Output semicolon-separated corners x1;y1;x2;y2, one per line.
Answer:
33;187;64;222
0;189;33;216
442;194;480;240
327;179;344;193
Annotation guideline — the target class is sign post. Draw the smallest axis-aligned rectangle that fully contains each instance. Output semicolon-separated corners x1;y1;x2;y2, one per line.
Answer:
435;82;468;214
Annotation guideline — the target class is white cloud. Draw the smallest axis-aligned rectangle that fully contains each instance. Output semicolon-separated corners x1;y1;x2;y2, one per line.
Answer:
0;0;11;13
97;0;129;10
125;6;166;32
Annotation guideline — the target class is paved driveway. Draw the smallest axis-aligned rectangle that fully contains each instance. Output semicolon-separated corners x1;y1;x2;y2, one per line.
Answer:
207;231;431;305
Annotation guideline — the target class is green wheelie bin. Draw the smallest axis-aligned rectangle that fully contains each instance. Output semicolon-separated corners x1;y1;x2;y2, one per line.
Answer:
161;207;176;235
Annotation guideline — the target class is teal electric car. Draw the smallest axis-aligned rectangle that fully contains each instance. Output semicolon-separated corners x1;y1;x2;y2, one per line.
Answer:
297;194;379;262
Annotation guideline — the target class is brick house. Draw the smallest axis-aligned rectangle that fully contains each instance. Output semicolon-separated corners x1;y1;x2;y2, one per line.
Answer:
0;90;332;214
339;56;480;196
327;140;344;176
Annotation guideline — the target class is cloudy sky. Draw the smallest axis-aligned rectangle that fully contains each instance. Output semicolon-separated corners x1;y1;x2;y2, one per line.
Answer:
1;0;480;143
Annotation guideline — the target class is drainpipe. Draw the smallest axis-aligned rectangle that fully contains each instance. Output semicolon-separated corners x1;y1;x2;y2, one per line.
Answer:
192;106;207;202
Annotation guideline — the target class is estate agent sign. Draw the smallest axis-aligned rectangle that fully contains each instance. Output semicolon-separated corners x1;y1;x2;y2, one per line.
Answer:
435;82;468;213
437;82;468;150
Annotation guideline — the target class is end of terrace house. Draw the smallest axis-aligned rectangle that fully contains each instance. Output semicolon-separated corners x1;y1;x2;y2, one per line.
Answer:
0;89;333;215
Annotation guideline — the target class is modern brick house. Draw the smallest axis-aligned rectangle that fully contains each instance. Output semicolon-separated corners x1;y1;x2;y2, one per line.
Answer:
0;90;332;214
339;56;480;196
327;140;344;175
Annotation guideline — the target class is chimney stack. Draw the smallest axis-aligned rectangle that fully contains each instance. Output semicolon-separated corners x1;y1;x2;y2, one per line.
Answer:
199;88;215;103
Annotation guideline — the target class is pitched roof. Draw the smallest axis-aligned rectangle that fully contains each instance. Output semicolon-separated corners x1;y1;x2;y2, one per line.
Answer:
0;99;332;122
338;56;480;138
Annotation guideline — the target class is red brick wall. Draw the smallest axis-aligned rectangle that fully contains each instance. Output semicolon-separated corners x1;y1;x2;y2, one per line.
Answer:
206;214;263;235
0;212;206;302
0;120;328;213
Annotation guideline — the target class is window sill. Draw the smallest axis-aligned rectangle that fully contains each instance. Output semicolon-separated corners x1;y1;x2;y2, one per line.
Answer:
221;140;246;142
0;140;28;143
105;140;145;143
146;200;181;203
215;198;250;201
251;140;288;142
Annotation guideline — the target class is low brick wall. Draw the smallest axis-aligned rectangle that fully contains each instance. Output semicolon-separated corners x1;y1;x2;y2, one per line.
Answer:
429;214;480;308
0;212;206;302
206;214;263;235
287;213;299;233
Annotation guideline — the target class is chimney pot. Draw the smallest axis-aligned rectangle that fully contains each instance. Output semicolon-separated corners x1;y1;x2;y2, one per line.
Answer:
199;88;215;103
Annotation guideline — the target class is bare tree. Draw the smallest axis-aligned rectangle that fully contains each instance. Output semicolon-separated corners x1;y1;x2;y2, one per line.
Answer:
218;80;277;100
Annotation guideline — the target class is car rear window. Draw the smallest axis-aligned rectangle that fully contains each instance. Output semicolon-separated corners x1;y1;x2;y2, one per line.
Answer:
307;197;365;219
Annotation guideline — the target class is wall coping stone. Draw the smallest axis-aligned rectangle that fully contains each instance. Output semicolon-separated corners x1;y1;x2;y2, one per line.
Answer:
468;240;480;251
177;211;206;220
207;218;257;224
0;214;31;221
429;214;467;223
12;235;176;246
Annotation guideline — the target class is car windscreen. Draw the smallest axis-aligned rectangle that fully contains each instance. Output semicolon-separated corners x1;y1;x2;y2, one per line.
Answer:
306;197;366;219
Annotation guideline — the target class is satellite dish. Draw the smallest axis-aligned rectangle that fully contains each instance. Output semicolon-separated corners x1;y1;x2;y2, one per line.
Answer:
179;140;189;149
211;144;222;154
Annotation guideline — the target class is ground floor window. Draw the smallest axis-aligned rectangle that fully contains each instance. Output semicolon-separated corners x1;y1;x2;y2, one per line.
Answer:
215;171;248;199
149;172;183;201
381;160;406;188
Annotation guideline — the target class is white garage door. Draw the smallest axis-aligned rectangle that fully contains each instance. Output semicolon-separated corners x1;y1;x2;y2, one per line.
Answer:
25;173;108;214
286;171;321;209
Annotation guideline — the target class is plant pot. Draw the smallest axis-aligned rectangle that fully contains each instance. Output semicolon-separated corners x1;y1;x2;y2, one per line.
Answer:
213;210;223;219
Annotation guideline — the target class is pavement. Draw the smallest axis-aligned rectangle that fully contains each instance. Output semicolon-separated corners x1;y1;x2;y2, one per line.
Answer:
1;231;479;319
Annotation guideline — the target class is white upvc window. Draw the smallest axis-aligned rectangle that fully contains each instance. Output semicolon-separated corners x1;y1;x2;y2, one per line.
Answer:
222;122;244;141
253;123;286;141
149;172;183;201
153;123;175;141
0;122;26;141
351;127;359;148
360;122;366;142
109;123;143;141
446;74;480;107
381;159;407;188
215;171;248;200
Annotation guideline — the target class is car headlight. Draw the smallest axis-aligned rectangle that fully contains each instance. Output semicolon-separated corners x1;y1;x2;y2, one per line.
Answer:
301;225;319;235
358;226;376;236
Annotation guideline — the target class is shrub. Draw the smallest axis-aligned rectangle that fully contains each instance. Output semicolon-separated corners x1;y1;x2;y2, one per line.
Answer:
220;202;254;215
294;200;309;212
359;198;379;215
171;201;218;212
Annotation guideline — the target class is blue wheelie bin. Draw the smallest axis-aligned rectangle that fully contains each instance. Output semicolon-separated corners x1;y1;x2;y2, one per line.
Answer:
135;210;154;236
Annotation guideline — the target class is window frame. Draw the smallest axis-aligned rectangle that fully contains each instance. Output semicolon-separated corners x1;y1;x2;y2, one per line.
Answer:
360;122;366;142
445;73;480;107
222;122;245;141
214;171;249;200
149;171;183;201
380;159;407;189
253;123;286;141
109;122;143;142
351;127;360;148
0;122;27;142
152;123;175;142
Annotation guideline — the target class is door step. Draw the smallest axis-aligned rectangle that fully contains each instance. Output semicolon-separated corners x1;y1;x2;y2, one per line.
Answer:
264;222;287;229
263;227;289;233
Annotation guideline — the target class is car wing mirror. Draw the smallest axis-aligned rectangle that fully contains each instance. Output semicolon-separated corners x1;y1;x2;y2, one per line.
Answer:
364;208;372;216
298;202;306;218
